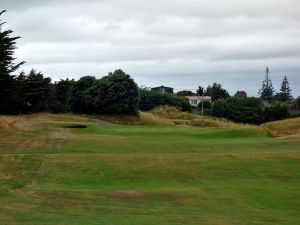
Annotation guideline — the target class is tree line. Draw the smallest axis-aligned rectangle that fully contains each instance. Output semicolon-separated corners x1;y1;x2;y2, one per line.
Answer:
175;68;298;124
1;10;299;124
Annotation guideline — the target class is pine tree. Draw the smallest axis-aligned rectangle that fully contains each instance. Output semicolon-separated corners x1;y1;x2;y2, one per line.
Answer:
259;67;275;102
0;10;25;114
278;75;292;101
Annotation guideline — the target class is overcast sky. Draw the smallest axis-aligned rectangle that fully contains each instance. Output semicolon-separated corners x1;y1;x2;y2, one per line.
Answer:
1;0;300;96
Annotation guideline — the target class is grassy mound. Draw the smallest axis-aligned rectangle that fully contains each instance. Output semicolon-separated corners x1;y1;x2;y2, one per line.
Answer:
97;111;174;126
150;106;249;128
263;117;300;137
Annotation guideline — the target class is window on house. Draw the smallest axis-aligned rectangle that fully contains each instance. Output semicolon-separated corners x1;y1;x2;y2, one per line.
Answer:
191;100;197;105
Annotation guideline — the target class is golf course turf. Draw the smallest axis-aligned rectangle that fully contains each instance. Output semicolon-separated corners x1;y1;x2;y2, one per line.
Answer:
0;115;299;225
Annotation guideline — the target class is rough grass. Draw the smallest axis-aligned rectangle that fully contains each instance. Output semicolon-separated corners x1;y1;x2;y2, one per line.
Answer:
95;106;247;128
97;111;174;125
150;106;250;128
0;113;300;225
263;117;300;137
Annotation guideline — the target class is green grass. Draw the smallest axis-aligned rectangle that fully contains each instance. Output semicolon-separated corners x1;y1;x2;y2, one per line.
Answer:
0;116;300;225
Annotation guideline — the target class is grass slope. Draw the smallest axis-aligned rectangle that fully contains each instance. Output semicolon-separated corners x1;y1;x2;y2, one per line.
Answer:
0;114;299;225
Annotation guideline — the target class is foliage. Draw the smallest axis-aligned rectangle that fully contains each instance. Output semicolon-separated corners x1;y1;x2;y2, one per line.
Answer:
205;82;230;101
196;86;204;95
95;69;139;115
234;90;247;98
0;10;25;114
259;67;275;102
70;76;98;113
139;88;191;112
212;97;264;124
17;69;52;113
48;78;75;112
291;96;300;112
275;75;292;101
198;100;212;109
176;90;195;96
264;101;289;122
0;10;25;76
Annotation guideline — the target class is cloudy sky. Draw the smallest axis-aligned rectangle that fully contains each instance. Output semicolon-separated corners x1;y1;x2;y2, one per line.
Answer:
2;0;300;96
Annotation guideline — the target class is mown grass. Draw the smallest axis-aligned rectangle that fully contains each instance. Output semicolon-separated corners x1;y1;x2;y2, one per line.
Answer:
0;113;299;225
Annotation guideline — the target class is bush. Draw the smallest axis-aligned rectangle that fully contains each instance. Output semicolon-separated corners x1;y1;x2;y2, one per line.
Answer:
139;89;191;112
264;101;289;121
70;76;98;113
212;97;264;124
198;101;212;109
95;70;139;115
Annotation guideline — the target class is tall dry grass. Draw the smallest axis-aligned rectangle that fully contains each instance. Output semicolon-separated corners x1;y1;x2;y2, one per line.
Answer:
263;117;300;137
150;106;249;128
98;112;174;125
0;116;24;129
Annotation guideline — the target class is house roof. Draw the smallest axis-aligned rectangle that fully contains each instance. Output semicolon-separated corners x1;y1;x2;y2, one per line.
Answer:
185;96;212;100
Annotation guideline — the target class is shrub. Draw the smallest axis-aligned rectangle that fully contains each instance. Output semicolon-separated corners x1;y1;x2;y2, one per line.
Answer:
95;70;139;115
212;97;264;124
70;76;98;113
139;89;191;112
264;101;289;121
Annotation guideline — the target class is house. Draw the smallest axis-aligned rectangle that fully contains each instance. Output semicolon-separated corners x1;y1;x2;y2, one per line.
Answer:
151;86;174;94
185;96;212;107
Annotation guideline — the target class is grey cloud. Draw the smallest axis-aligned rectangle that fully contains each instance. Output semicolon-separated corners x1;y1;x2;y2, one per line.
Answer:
1;0;300;96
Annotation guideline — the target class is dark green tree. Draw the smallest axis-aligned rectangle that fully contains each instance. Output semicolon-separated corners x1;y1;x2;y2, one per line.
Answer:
276;75;292;101
259;67;275;102
48;78;75;112
95;70;139;115
196;86;204;95
0;10;25;114
18;69;51;112
139;88;191;112
176;90;195;96
212;97;264;124
70;76;98;113
234;91;247;98
205;83;230;101
264;101;289;121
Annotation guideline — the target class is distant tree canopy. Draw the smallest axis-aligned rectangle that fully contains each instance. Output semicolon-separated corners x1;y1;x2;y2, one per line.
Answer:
176;90;195;96
51;78;75;112
259;67;275;102
205;83;230;101
234;91;247;98
212;97;264;124
139;88;191;112
264;101;289;122
17;69;51;113
70;76;98;113
0;10;25;114
196;86;204;95
0;11;296;123
274;75;292;101
96;69;139;115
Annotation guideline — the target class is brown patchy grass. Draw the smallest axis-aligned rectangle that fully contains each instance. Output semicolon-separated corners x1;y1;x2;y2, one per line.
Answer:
0;113;92;131
263;117;300;137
